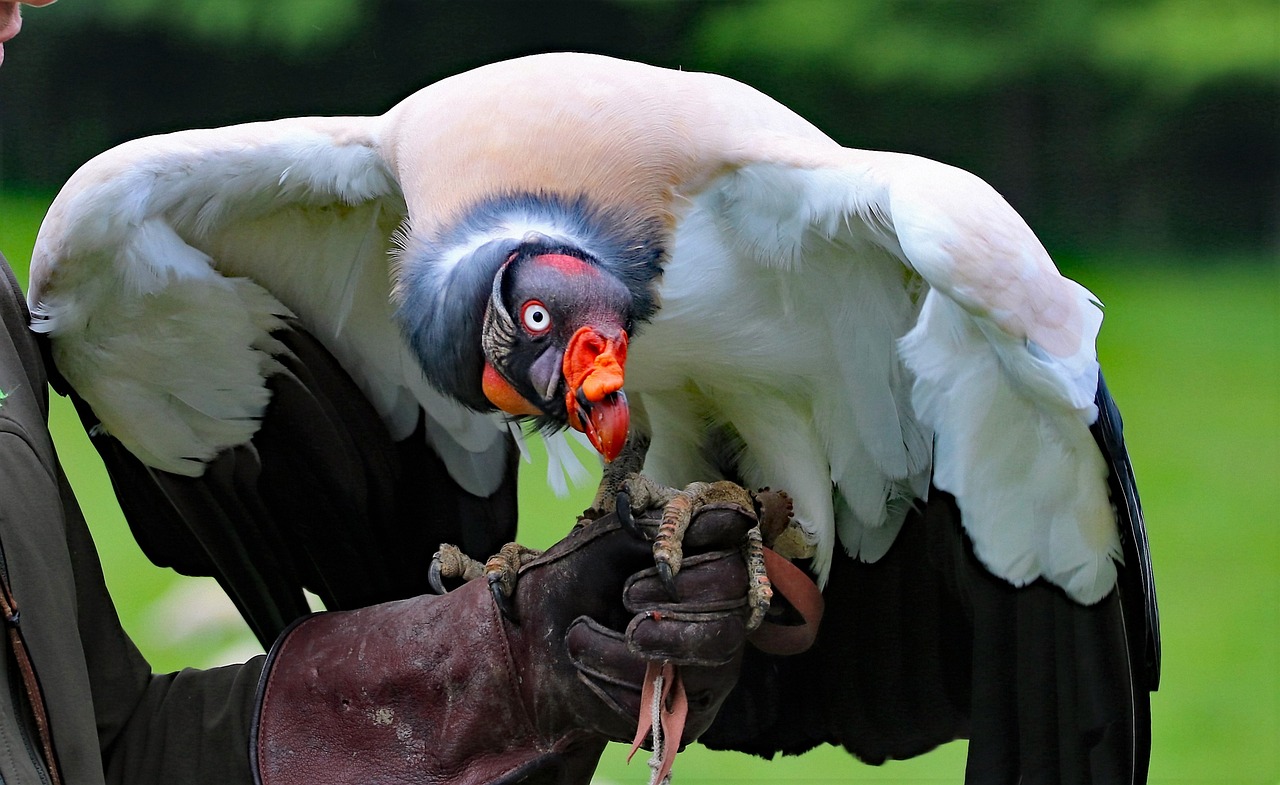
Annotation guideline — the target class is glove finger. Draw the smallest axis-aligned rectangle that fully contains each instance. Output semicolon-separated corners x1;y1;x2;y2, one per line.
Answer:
625;611;747;667
624;550;749;614
565;617;647;717
660;504;757;552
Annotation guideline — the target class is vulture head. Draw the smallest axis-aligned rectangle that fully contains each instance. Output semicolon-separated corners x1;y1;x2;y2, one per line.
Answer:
482;245;635;460
395;193;665;462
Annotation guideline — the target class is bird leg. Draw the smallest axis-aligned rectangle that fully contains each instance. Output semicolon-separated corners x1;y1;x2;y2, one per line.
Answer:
579;432;651;531
429;433;655;622
431;429;790;627
740;520;772;633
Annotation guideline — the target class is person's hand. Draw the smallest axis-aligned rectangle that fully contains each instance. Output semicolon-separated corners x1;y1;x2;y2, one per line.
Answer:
253;503;756;785
510;504;754;745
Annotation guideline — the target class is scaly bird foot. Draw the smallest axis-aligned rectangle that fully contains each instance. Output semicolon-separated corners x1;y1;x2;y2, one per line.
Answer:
619;475;773;630
429;542;542;623
483;542;543;623
428;543;486;594
741;523;773;632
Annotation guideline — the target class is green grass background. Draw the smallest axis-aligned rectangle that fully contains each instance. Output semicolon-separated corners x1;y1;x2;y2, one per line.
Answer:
3;191;1277;783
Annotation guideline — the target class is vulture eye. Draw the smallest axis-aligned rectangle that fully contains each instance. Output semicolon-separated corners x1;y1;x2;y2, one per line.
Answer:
520;300;552;336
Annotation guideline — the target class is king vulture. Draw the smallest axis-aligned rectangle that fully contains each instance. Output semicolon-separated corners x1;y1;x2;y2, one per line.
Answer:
28;53;1158;782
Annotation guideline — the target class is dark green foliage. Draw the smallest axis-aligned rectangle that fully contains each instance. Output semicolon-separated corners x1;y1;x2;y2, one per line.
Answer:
0;1;1275;252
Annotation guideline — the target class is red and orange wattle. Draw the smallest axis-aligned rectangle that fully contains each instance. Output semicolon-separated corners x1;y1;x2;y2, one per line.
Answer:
563;326;630;462
481;363;542;417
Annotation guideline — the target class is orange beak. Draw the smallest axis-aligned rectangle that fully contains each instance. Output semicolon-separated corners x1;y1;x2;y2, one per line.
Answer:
563;326;630;462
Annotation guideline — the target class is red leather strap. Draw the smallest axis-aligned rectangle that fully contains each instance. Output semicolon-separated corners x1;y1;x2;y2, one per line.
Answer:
749;546;826;655
628;660;687;785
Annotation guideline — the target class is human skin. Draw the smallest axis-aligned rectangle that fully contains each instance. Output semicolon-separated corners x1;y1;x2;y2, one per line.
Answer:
0;0;58;67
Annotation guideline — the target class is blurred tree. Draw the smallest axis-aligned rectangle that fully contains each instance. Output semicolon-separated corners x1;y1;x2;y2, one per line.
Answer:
44;0;366;53
692;0;1279;253
694;0;1278;95
0;0;1275;253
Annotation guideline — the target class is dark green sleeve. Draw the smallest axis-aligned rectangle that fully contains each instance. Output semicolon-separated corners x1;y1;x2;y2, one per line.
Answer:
64;491;265;785
2;252;264;784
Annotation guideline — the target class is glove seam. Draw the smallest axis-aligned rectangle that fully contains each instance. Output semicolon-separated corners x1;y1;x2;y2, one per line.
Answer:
518;518;623;573
250;611;322;785
491;589;544;749
490;600;607;780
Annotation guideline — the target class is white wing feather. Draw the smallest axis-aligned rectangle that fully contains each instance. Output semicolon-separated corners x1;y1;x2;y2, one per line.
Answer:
880;153;1121;603
27;58;1123;602
642;145;1120;602
632;164;929;585
28;117;510;496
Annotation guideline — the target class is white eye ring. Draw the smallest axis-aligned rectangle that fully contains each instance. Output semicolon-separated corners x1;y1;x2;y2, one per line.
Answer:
520;301;552;335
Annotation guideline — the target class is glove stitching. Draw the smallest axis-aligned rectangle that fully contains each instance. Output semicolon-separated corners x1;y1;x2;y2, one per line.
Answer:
575;671;640;725
490;589;544;749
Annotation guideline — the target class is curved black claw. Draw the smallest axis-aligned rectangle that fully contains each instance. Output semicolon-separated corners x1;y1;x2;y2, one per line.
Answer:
616;490;644;540
656;561;680;602
489;573;519;624
428;552;448;595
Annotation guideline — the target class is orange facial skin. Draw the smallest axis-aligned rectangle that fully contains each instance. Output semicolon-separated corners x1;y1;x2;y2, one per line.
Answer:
481;363;542;417
563;326;630;462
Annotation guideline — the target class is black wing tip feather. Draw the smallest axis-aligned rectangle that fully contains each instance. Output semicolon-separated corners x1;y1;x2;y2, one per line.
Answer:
1092;371;1162;690
71;317;519;647
704;481;1154;782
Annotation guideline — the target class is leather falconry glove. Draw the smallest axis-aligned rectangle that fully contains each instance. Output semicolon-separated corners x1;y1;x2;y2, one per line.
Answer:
251;504;755;785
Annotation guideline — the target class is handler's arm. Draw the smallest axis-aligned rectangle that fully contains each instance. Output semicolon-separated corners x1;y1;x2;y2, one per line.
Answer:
2;254;261;784
5;255;751;785
64;483;265;785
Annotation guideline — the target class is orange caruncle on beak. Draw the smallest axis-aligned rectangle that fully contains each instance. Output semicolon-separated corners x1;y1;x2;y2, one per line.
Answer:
563;326;630;462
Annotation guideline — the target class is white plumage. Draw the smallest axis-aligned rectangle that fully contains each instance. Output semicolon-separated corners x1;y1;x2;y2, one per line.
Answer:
29;52;1123;602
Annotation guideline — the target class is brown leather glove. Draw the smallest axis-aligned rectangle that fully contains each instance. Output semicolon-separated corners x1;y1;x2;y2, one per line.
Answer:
251;505;754;785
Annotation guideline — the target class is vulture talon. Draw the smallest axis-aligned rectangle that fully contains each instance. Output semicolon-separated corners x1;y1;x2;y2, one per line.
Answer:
428;553;449;595
482;542;541;624
489;573;518;623
430;543;487;592
656;561;680;602
616;490;643;540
